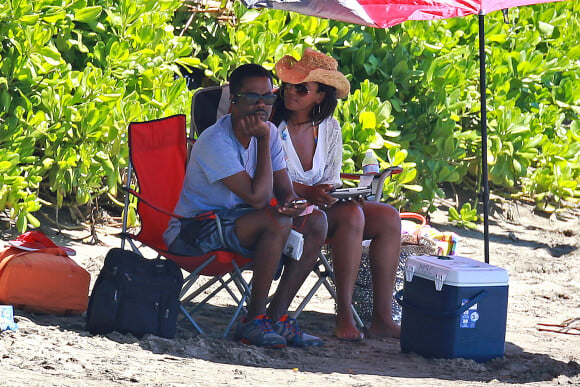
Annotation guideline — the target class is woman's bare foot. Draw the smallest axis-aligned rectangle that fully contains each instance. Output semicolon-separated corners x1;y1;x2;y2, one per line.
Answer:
368;319;401;339
334;318;364;341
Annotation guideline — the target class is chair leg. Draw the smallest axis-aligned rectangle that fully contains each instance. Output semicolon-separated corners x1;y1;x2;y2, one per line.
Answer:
180;305;203;334
222;261;252;337
179;259;252;337
185;275;242;316
291;267;328;319
180;257;217;301
223;289;249;338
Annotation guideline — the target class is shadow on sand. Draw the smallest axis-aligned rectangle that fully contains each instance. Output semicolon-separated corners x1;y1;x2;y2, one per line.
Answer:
17;305;580;385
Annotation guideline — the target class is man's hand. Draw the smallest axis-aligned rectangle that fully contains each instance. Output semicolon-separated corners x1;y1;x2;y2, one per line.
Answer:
236;113;271;139
277;198;309;217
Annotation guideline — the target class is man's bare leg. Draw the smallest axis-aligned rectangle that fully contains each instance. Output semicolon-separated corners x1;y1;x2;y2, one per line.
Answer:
267;209;327;321
235;207;293;320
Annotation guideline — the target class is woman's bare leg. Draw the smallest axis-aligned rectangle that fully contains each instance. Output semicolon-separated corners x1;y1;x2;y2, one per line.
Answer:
326;202;365;340
362;201;401;338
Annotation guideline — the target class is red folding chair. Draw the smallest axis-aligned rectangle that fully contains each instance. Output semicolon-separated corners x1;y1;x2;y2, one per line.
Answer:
120;114;252;337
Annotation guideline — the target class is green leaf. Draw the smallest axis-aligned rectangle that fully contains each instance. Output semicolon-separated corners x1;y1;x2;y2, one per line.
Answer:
392;60;408;79
97;94;122;103
448;207;460;220
359;112;376;129
401;184;423;192
75;6;103;22
175;57;202;68
26;213;41;228
507;125;529;135
465;221;478;230
368;133;385;148
538;21;554;37
20;14;40;25
39;46;63;66
0;161;13;172
16;213;27;233
487;34;506;43
392;150;407;166
43;10;66;23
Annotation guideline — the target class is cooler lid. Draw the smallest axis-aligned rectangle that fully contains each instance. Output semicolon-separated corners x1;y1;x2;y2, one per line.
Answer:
404;255;509;291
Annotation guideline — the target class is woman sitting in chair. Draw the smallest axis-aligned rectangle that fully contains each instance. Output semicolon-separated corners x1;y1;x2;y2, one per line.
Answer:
271;48;402;340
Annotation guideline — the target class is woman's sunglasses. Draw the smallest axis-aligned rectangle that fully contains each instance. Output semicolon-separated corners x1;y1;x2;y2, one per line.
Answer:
283;83;311;97
234;92;277;105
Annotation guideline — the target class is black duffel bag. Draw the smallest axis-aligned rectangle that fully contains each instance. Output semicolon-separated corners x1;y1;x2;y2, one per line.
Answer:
86;248;183;339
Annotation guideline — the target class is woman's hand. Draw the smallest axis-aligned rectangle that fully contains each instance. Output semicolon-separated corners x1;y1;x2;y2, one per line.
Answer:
305;184;338;209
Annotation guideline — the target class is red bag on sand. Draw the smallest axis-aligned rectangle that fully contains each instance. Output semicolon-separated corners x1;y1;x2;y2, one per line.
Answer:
7;230;77;256
0;246;90;314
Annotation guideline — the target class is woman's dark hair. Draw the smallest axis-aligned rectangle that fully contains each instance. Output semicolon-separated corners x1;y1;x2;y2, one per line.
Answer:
313;83;338;125
271;82;338;126
229;64;273;96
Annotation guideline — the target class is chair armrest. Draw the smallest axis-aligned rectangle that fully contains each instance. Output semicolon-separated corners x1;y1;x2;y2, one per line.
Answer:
340;166;402;181
123;187;183;219
340;166;403;202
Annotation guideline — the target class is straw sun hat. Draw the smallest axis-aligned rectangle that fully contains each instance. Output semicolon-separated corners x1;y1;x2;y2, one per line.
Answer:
275;48;350;99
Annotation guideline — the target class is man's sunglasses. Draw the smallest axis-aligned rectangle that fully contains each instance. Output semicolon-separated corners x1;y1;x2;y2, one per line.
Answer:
283;83;311;96
233;92;277;105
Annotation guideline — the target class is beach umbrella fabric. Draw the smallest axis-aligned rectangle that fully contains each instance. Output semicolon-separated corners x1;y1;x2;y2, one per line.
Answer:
242;0;567;28
242;0;568;264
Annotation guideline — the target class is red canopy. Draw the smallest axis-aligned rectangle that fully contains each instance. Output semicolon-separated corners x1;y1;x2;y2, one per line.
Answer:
242;0;567;28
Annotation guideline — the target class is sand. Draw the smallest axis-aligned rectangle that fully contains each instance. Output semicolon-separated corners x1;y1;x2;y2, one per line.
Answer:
0;200;578;386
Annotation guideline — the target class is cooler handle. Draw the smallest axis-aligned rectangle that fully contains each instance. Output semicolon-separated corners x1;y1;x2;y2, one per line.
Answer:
395;289;488;316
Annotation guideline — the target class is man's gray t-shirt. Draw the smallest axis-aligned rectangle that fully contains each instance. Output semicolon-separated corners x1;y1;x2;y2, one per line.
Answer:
163;114;286;247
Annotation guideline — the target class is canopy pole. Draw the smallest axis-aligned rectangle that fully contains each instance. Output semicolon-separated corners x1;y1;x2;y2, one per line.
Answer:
479;12;490;264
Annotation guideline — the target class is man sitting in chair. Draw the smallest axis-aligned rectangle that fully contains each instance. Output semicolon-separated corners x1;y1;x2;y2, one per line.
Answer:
163;64;325;348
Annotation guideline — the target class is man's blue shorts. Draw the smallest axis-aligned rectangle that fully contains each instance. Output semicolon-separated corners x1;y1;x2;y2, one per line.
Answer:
168;207;255;258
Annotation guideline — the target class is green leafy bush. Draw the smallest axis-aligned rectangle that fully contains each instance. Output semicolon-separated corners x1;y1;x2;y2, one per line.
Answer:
1;0;194;230
176;2;579;217
1;0;578;232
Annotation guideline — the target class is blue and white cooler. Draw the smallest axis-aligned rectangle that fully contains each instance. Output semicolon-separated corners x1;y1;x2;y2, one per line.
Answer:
397;255;509;362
